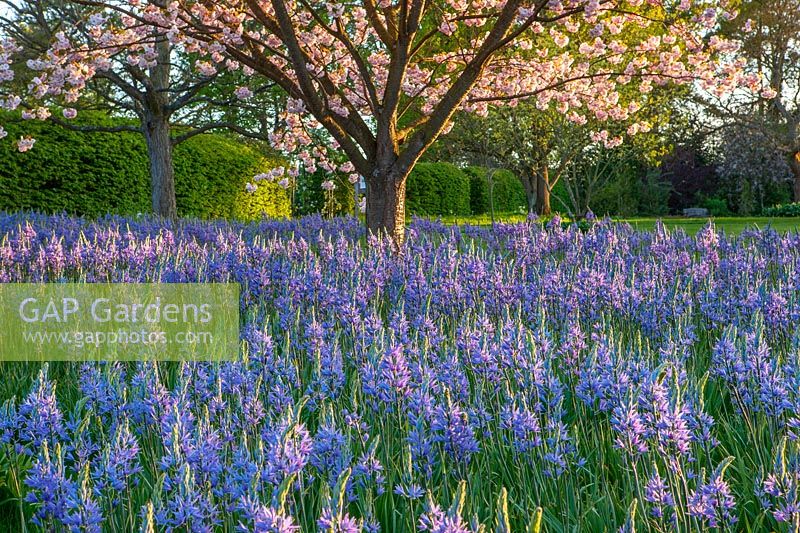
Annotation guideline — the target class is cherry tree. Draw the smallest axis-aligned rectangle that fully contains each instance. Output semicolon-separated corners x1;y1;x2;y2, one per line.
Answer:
0;1;764;244
0;0;278;219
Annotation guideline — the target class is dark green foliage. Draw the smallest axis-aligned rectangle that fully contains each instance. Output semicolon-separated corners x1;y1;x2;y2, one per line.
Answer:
763;202;800;217
759;181;793;213
0;113;290;220
293;170;355;217
582;172;639;217
406;162;471;216
584;170;671;217
738;180;756;216
636;172;672;216
701;196;733;217
463;167;527;215
0;115;151;216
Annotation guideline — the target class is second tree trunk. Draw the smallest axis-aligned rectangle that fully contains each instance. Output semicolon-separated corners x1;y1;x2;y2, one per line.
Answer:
144;114;177;220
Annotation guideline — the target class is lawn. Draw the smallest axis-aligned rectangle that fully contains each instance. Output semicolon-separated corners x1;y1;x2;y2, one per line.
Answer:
433;213;800;234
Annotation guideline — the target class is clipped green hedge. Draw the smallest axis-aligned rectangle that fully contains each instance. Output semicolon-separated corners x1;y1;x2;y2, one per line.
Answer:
463;166;527;214
0;113;290;221
763;202;800;217
172;136;290;221
406;162;471;216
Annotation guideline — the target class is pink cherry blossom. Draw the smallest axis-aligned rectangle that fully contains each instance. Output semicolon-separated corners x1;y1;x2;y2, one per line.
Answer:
234;87;253;100
17;137;35;152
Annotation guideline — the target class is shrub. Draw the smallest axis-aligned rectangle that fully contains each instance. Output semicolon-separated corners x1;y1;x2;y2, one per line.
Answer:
463;167;527;214
701;196;732;217
406;162;471;216
590;172;640;217
0;114;151;216
763;202;800;217
637;171;672;217
0;112;290;220
759;181;793;214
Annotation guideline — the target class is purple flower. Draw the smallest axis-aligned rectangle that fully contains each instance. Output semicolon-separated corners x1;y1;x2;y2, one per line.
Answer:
92;419;142;494
644;471;674;518
430;401;479;463
239;502;299;533
500;405;542;453
318;506;362;533
418;500;473;533
394;483;424;499
379;344;411;403
16;366;66;451
64;469;103;532
311;423;352;487
266;422;312;483
611;403;649;457
24;442;75;526
688;474;737;528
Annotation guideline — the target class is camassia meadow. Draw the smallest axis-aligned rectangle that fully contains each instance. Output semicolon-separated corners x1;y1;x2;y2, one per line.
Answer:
0;212;799;531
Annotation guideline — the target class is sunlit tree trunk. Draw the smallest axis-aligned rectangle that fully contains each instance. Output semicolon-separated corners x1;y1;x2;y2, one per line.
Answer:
536;168;552;216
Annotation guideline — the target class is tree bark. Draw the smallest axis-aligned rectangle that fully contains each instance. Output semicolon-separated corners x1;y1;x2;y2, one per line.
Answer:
536;167;552;216
143;113;177;219
366;173;407;249
521;172;537;214
791;151;800;203
143;33;177;220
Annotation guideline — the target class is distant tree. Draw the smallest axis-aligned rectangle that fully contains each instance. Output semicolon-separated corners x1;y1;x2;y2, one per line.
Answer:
704;0;800;201
430;106;573;216
716;124;793;208
660;143;719;213
434;85;677;217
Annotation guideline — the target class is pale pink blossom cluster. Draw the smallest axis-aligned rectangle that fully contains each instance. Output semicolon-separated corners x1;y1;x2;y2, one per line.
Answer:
234;86;253;100
17;137;35;152
249;165;297;191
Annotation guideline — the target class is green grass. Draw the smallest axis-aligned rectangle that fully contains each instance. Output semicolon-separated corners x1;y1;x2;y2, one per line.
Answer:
429;213;800;235
622;216;800;235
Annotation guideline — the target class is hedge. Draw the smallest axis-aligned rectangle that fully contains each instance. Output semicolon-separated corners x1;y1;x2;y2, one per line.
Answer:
406;162;471;216
763;202;800;217
463;166;527;214
0;113;290;221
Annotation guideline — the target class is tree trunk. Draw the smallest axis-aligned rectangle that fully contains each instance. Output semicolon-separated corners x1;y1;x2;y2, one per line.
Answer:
143;114;177;220
521;173;537;214
791;151;800;203
366;173;407;248
143;32;177;220
536;168;551;216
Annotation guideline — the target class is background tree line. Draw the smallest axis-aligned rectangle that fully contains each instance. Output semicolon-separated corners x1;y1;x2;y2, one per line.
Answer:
1;0;798;222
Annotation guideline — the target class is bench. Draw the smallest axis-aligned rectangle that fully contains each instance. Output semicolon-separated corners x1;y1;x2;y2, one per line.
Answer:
682;208;709;217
